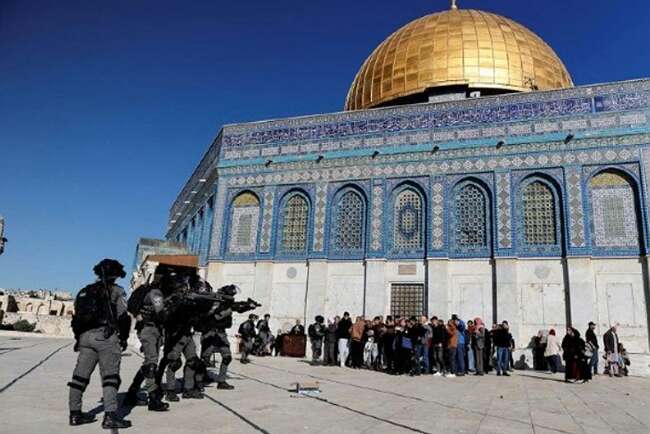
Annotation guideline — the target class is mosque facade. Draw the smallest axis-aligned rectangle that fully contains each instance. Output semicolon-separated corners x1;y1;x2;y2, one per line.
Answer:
162;6;650;354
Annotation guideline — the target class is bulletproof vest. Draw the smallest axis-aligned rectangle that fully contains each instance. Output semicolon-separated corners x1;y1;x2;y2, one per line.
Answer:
71;282;116;336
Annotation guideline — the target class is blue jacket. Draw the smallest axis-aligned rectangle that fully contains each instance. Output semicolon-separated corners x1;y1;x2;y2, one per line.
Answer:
456;320;466;345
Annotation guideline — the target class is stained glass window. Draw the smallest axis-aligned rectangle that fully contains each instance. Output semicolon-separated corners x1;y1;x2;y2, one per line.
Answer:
393;189;423;251
228;192;260;254
281;194;309;252
590;172;639;248
454;184;487;248
523;181;557;245
333;191;365;251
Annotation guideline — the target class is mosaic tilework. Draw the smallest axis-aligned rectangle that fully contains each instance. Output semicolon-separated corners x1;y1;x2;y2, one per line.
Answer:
259;189;275;253
313;183;327;252
590;173;639;248
643;147;650;239
565;167;586;247
208;182;228;257
226;146;641;188
370;181;384;251
495;172;512;249
431;178;445;250
228;206;259;254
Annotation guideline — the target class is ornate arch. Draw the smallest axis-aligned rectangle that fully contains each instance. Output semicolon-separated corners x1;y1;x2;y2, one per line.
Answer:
516;174;564;255
276;189;312;255
226;190;261;255
587;168;642;253
329;185;368;256
390;182;426;255
449;178;493;256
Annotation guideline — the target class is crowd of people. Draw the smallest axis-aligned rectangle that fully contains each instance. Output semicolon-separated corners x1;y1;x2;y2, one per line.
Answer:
278;313;632;384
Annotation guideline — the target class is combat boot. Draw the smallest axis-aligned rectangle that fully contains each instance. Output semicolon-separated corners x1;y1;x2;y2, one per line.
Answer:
102;412;132;429
69;410;96;426
148;390;170;412
217;381;235;390
164;391;180;402
182;389;204;399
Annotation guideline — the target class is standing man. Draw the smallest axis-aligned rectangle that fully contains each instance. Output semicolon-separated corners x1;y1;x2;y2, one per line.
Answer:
256;314;272;356
124;276;170;411
452;314;466;376
493;321;511;376
308;315;326;365
68;259;132;428
585;321;599;376
472;318;486;376
323;316;339;366
336;312;352;367
238;314;258;364
603;323;621;377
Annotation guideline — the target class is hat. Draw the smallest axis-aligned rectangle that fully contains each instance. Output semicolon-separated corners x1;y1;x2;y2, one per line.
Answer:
588;321;596;326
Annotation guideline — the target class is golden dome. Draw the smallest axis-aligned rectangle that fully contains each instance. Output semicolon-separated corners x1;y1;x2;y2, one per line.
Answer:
345;8;573;111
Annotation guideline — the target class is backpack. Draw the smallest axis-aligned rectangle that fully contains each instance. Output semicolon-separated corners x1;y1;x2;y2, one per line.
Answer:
127;284;151;316
308;324;316;339
71;283;111;336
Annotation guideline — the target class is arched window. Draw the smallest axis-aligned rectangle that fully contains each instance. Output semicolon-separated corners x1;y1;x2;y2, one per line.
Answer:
454;183;487;249
227;192;260;254
393;188;423;251
589;171;639;248
281;194;309;253
523;181;557;245
332;190;365;252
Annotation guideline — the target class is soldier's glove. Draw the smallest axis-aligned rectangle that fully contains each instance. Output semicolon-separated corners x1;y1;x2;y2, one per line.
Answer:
120;340;128;352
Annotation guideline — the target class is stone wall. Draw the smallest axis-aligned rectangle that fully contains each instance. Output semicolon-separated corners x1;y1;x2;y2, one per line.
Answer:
1;312;73;337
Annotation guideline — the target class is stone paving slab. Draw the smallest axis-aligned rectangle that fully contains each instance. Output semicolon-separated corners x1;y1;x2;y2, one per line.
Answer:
1;332;649;434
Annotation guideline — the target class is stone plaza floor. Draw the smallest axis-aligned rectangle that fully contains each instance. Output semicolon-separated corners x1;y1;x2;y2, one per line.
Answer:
1;332;650;433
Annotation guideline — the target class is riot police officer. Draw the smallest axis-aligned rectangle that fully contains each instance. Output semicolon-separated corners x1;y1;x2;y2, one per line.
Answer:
161;273;204;401
238;314;257;364
196;284;238;390
68;259;132;429
124;276;170;411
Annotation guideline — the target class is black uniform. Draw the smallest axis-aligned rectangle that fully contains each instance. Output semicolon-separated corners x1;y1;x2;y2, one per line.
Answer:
308;318;326;364
197;305;234;387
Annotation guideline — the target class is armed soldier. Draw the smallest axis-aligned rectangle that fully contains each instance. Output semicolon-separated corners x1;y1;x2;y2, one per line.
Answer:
238;314;258;364
160;272;205;401
123;270;172;411
195;284;260;390
67;259;132;429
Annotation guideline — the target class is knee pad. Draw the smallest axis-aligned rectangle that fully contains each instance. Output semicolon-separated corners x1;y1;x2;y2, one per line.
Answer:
102;374;121;389
186;356;204;371
222;355;233;366
168;358;183;372
140;363;157;379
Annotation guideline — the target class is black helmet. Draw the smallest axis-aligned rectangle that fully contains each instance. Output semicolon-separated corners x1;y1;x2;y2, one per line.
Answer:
315;315;324;323
93;259;126;280
217;284;238;297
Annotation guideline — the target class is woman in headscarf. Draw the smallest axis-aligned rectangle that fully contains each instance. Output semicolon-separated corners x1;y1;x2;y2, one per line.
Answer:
561;327;591;383
533;329;548;371
544;329;562;374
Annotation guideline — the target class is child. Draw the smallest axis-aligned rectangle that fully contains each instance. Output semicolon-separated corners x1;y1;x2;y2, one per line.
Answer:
364;330;379;369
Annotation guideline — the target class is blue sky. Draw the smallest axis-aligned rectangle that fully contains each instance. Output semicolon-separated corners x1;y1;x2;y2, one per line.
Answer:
1;0;649;292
